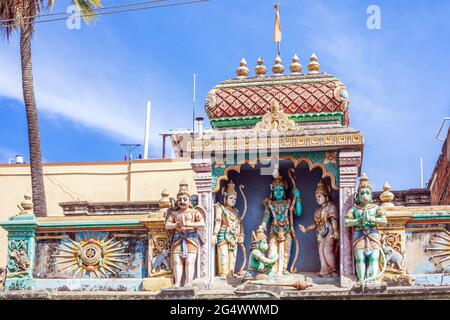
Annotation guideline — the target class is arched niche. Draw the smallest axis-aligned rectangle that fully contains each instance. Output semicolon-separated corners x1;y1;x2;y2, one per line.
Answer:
212;158;340;274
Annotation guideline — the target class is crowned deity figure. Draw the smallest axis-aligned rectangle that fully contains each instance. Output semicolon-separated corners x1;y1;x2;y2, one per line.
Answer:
212;181;245;279
261;171;302;276
345;174;387;286
165;180;205;287
299;180;339;277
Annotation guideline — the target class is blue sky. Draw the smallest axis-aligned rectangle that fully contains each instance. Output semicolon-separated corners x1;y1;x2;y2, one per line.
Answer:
0;0;449;191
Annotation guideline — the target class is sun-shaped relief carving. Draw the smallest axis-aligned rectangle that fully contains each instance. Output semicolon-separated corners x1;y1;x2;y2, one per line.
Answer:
53;232;130;278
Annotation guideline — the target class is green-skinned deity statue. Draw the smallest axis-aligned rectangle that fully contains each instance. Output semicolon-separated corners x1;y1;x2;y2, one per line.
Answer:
345;174;387;286
246;226;278;279
212;181;245;279
260;170;302;275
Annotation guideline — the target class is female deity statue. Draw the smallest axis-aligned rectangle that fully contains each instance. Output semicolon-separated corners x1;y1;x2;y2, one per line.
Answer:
345;174;387;286
165;180;205;287
260;171;302;276
212;181;245;279
299;180;339;277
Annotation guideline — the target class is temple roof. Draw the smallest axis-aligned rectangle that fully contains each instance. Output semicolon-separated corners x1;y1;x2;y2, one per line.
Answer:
205;55;350;129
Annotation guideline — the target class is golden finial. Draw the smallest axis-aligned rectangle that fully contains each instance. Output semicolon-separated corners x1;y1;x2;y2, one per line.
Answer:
159;188;171;208
17;193;34;216
272;55;284;76
289;54;302;75
307;53;320;74
254;57;267;77
380;182;395;207
236;58;249;78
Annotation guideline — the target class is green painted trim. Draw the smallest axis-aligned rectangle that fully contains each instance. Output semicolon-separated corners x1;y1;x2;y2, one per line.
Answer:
36;219;143;229
411;212;450;221
210;112;345;128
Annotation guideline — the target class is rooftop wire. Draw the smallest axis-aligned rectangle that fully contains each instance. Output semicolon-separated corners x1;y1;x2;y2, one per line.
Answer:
0;0;209;28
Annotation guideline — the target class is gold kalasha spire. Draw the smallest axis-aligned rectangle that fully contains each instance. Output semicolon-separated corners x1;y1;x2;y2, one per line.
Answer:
290;54;302;75
308;53;320;74
272;55;284;76
254;57;267;77
236;58;249;78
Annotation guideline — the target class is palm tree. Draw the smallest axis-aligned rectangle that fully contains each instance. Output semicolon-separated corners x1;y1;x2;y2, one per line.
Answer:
0;0;101;216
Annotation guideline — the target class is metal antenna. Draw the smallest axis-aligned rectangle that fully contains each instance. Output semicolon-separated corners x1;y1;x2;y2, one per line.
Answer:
121;144;141;161
420;157;424;188
192;73;196;138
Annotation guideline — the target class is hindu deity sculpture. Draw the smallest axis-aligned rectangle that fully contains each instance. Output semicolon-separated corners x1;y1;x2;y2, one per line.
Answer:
212;181;246;279
246;226;278;279
345;174;387;286
260;170;302;275
165;180;205;287
299;180;339;277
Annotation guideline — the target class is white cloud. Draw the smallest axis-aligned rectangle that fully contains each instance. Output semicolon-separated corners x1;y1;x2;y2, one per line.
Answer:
293;0;450;190
0;32;190;153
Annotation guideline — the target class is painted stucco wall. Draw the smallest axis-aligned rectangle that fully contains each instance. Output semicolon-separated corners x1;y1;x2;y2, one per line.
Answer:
0;159;196;269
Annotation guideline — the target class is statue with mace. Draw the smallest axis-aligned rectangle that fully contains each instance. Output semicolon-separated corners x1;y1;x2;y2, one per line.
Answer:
260;169;302;276
165;180;205;287
299;180;339;277
345;174;387;287
212;181;247;279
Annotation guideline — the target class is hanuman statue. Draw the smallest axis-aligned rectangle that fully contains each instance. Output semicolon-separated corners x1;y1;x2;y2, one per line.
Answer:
165;180;205;287
260;171;302;275
299;180;339;277
212;181;245;279
345;174;387;286
246;226;278;279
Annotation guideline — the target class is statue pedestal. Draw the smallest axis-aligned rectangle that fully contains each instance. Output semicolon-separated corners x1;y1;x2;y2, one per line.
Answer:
156;287;197;299
352;281;387;293
142;277;173;292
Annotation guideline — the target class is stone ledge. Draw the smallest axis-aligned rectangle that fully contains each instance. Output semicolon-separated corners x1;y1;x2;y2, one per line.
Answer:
1;285;449;300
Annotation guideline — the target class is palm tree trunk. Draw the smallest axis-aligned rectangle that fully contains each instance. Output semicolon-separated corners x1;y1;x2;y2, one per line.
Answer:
20;18;47;217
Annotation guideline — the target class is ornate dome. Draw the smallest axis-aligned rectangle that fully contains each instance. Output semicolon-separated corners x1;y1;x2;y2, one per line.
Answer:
205;56;350;129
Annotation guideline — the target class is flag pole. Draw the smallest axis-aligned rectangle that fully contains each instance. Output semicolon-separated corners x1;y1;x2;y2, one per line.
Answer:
274;3;282;57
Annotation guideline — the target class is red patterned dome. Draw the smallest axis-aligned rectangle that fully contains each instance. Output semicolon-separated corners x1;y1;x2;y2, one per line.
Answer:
205;73;350;128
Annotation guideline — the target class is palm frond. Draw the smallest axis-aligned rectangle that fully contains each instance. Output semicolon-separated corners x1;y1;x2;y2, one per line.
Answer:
72;0;102;24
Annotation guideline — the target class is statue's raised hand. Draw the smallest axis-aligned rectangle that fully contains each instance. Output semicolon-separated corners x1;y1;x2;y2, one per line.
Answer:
298;224;307;233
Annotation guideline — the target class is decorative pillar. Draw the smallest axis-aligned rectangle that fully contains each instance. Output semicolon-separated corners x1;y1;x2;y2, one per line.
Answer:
338;150;362;287
1;194;38;291
141;190;172;291
191;159;213;284
378;184;413;286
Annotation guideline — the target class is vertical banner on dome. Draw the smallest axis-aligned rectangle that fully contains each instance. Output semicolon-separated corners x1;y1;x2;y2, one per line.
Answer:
274;3;282;56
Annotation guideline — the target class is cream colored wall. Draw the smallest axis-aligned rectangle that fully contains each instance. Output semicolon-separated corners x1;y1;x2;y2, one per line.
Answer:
0;159;196;268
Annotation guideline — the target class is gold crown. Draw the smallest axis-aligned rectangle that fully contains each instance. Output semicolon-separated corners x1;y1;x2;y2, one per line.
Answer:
252;225;266;242
223;180;237;197
271;175;288;189
177;179;190;197
358;173;372;191
315;180;331;197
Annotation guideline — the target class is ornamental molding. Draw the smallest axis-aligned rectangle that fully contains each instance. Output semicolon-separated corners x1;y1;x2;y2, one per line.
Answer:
255;101;298;132
189;132;364;153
